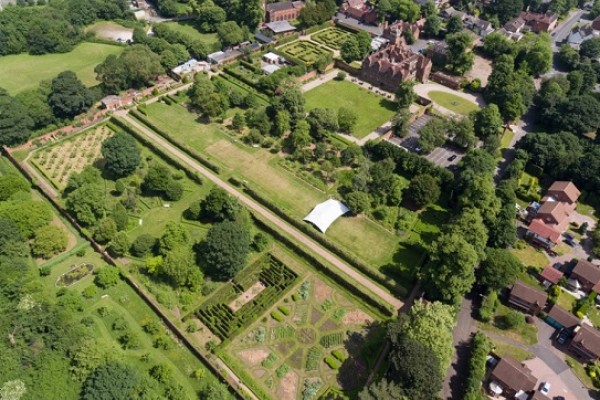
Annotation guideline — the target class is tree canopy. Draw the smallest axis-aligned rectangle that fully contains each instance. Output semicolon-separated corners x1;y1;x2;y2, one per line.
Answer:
101;132;141;178
202;219;251;280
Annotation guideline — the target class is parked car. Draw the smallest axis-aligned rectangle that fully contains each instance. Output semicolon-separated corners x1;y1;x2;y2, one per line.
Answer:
563;232;574;241
552;262;562;270
557;329;569;345
447;154;457;162
554;396;565;400
564;238;577;247
540;382;551;395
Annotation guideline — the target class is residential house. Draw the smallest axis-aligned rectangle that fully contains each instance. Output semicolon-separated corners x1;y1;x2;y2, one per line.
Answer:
592;16;600;31
508;280;548;315
262;52;287;65
382;19;425;45
525;181;580;250
569;324;600;363
569;259;600;293
340;0;378;25
264;1;305;22
264;21;298;36
539;265;564;288
488;356;537;398
170;59;209;80
546;304;581;332
427;41;449;66
207;42;261;65
504;12;558;34
440;6;466;20
359;44;432;91
567;24;598;49
497;27;524;42
430;71;462;89
464;15;494;37
100;95;123;111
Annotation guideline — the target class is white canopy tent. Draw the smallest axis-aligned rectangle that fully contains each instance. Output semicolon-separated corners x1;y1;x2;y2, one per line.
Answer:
303;199;350;233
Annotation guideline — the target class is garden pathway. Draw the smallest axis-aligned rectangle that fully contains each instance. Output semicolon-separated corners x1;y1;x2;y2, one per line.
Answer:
119;112;404;310
413;83;485;117
300;69;340;92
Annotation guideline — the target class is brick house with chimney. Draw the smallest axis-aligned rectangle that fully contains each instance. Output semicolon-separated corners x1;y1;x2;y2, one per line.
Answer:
340;0;378;24
265;1;305;22
508;280;548;315
359;44;431;91
569;259;600;293
382;19;425;45
488;356;537;398
504;11;558;34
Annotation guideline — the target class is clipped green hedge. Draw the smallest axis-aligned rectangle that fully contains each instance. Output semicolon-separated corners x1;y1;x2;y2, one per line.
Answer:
324;356;340;369
278;305;291;316
129;109;221;174
463;332;491;399
331;349;346;362
271;310;284;322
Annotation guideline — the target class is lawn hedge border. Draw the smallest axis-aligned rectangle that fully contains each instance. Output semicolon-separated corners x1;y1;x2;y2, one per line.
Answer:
250;212;394;317
463;332;491;400
241;183;408;298
128;109;222;174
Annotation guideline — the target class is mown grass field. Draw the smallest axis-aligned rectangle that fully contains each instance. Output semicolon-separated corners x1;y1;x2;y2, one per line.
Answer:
164;21;220;49
304;80;396;139
427;90;479;116
0;42;124;94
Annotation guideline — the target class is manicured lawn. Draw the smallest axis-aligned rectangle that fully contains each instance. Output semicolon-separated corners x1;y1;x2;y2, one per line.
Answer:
0;42;123;94
557;290;577;312
479;304;538;346
304;80;396;139
512;245;549;269
566;355;595;389
500;129;515;149
164;21;220;48
588;307;600;328
141;103;417;293
489;338;534;362
427;90;479;116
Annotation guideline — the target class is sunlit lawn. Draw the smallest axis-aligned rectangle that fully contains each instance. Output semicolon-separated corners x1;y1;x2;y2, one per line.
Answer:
427;90;479;116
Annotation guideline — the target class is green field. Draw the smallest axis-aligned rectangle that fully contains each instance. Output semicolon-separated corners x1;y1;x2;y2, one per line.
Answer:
138;103;420;287
164;21;220;48
0;42;123;95
304;80;396;139
427;90;479;116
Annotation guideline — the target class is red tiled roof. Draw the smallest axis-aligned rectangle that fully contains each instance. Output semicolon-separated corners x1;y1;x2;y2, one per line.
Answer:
548;181;581;203
528;219;561;243
540;265;564;284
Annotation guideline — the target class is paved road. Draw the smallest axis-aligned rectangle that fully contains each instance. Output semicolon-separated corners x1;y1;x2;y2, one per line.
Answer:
301;69;340;92
552;10;585;49
414;83;485;117
441;295;477;399
119;113;404;310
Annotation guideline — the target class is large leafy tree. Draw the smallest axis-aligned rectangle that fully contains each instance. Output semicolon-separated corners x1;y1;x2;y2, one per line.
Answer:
479;247;522;290
489;0;524;24
472;104;503;138
48;71;94;119
396;79;416;109
101;132;141;178
358;379;407;400
0;88;34;146
421;233;478;304
161;246;203;290
65;184;105;226
200;188;241;222
189;75;228;120
32;225;67;259
407;174;440;208
81;363;141;400
445;32;475;75
216;21;244;47
446;208;488;262
202;219;251;280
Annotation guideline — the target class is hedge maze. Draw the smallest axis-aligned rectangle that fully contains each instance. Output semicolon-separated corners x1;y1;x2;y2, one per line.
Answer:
278;41;331;66
196;255;298;340
311;28;353;50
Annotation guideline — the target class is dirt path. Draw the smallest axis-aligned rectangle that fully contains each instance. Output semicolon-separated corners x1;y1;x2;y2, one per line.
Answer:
120;113;403;310
214;358;260;400
22;152;60;198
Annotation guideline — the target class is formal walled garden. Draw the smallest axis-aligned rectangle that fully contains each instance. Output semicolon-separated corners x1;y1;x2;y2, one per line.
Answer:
310;28;353;50
224;275;384;400
30;125;114;189
278;41;332;66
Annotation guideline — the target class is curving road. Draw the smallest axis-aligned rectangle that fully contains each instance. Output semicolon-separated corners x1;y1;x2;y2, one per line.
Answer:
119;112;403;310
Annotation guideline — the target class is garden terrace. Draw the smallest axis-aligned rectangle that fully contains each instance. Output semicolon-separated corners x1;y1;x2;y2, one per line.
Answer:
224;275;385;400
277;41;332;67
194;254;298;340
310;28;353;50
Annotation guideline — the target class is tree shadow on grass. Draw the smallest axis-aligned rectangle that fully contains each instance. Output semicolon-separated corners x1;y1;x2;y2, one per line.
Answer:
337;322;385;391
380;98;397;112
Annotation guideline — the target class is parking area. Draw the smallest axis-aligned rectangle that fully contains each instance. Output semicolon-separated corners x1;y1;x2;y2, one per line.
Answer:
387;114;465;168
524;358;577;400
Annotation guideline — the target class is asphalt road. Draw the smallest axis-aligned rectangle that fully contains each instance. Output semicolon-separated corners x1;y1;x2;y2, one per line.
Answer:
552;10;585;49
119;112;404;310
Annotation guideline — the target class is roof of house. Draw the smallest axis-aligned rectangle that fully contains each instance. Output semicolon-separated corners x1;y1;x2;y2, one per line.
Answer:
520;11;558;25
255;32;274;43
572;324;600;357
536;200;571;224
265;21;297;33
490;355;537;393
547;304;580;328
442;7;466;19
547;181;581;203
572;259;600;285
346;0;365;9
527;219;561;243
540;265;564;284
265;1;304;12
510;280;548;307
567;24;597;45
504;17;526;33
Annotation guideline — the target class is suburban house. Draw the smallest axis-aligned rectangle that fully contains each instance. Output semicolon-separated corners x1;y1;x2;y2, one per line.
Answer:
488;355;537;398
504;12;558;34
264;1;305;22
592;16;600;31
508;280;548;315
569;324;600;363
464;15;494;37
525;181;580;250
264;21;298;36
440;6;466;20
497;27;524;41
546;304;581;332
359;44;432;91
568;259;600;293
207;42;261;65
539;265;564;288
339;0;378;24
170;59;209;80
382;19;425;45
567;24;598;49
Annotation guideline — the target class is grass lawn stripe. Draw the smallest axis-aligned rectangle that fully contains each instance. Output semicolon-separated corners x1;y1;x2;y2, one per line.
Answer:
427;90;479;116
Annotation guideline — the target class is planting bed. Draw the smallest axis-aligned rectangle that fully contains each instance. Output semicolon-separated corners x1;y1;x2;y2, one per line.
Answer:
31;125;114;189
56;263;94;287
226;275;384;399
311;28;353;50
278;41;331;66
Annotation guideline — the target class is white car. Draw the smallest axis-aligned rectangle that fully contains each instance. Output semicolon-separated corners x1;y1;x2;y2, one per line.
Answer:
540;382;551;395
